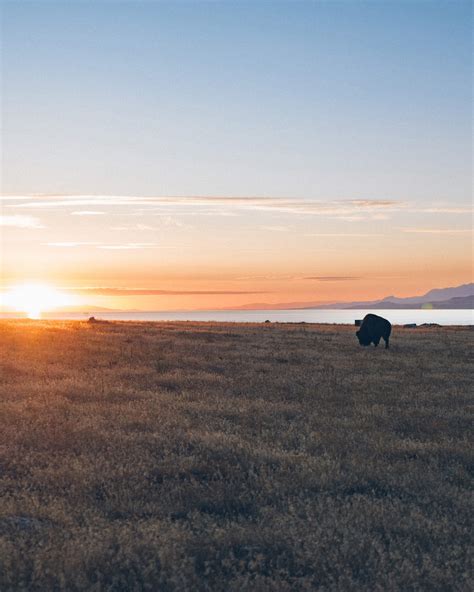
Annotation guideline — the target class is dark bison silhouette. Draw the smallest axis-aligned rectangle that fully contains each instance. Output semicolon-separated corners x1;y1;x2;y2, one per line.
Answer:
356;314;391;349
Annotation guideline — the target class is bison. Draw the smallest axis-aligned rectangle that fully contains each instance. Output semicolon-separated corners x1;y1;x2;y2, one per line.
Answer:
356;314;391;349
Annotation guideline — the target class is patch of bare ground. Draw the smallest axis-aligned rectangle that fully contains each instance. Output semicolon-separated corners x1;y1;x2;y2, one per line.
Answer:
0;320;472;591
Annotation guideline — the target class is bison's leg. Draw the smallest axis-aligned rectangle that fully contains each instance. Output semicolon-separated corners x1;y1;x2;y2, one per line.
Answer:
373;337;380;347
384;336;390;349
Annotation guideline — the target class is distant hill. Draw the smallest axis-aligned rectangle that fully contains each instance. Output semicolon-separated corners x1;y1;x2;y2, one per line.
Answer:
306;282;474;310
434;295;474;309
346;294;474;310
226;282;474;311
376;283;474;306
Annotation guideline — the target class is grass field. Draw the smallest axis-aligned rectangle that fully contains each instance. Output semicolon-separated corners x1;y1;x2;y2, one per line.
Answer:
0;320;472;591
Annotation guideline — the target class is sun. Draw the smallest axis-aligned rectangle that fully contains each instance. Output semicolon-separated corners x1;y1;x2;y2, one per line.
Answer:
2;283;76;319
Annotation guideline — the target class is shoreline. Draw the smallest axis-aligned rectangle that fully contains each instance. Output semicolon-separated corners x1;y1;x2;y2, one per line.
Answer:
1;317;473;329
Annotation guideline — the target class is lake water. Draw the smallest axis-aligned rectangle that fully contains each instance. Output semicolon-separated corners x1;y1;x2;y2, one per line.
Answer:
2;309;472;325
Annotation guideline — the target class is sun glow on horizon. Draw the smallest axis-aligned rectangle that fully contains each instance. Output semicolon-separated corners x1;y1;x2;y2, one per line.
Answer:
1;283;76;319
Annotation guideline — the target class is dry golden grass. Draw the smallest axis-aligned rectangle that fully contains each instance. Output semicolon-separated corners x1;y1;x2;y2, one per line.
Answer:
0;320;472;591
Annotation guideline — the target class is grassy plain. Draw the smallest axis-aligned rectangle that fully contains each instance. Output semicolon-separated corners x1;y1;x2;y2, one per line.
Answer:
0;320;472;591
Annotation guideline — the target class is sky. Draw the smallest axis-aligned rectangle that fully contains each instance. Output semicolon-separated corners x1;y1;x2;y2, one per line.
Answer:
1;0;472;311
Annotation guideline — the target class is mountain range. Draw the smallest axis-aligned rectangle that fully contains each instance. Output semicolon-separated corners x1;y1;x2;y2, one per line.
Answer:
230;283;474;311
333;283;474;310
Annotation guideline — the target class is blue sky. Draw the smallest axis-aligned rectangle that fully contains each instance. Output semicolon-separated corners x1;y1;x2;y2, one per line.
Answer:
0;1;472;309
2;0;472;200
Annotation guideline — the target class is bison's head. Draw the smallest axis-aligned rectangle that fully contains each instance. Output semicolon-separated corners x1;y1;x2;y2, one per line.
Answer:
356;330;371;346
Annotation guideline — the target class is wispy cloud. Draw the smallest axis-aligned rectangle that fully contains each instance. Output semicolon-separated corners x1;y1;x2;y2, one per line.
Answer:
110;224;157;231
0;215;44;228
75;287;267;296
46;242;100;247
416;207;473;214
45;241;178;250
401;228;472;234
233;274;300;281
305;233;381;237
304;276;361;281
3;194;403;217
2;194;471;216
98;243;158;250
154;209;240;218
0;195;35;202
260;225;290;232
331;216;366;222
70;210;105;216
111;217;190;231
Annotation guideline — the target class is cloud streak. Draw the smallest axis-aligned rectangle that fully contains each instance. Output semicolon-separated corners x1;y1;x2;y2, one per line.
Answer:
111;217;191;230
304;276;361;281
45;242;174;250
260;225;291;232
3;194;403;217
70;210;105;216
46;242;100;247
401;228;472;234
415;207;473;214
75;288;267;296
306;233;381;237
2;195;471;216
0;215;44;228
97;243;158;250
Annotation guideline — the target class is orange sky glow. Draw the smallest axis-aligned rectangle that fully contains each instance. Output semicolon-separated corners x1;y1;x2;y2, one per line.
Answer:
1;195;472;313
1;2;472;314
